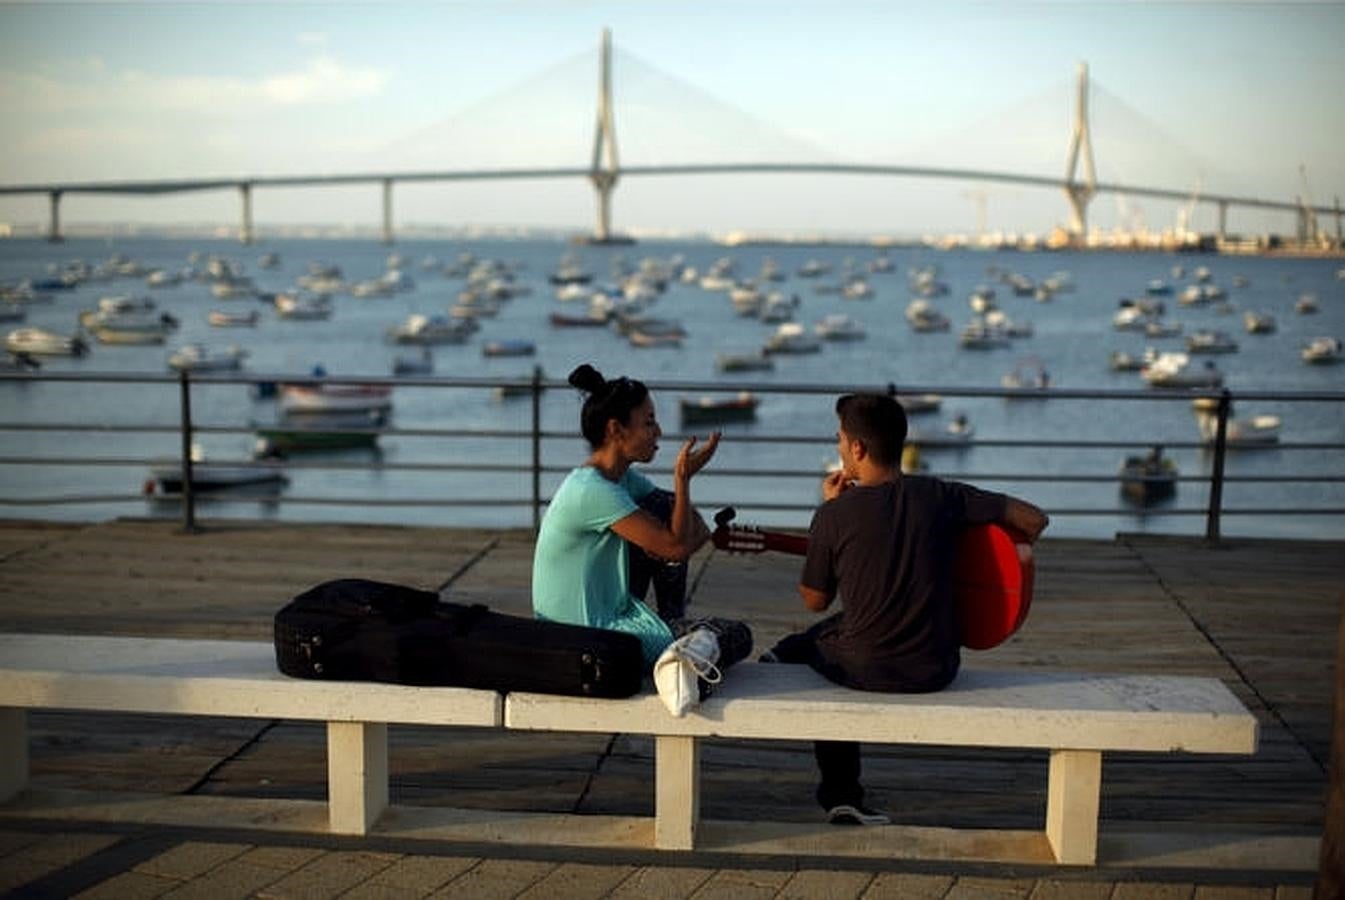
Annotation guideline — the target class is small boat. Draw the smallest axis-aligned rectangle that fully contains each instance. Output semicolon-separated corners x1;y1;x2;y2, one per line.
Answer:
968;287;997;314
1191;398;1280;447
275;293;333;321
147;445;288;495
1242;311;1276;335
763;322;821;354
679;391;759;426
628;328;683;348
5;327;88;357
715;352;774;373
905;300;950;333
482;339;536;358
167;343;248;372
908;414;975;448
392;347;433;375
549;310;608;327
1112;305;1152;331
1144;320;1183;338
1145;279;1173;296
208;309;259;327
814;313;866;341
1120;447;1177;505
0;305;26;323
1109;349;1150;372
1140;352;1223;388
1185;330;1239;354
254;411;384;457
388;314;471;345
896;393;942;415
1301;336;1342;364
1294;293;1319;315
757;293;797;323
279;382;393;416
958;321;1012;350
1001;358;1051;392
983;309;1032;338
840;278;873;300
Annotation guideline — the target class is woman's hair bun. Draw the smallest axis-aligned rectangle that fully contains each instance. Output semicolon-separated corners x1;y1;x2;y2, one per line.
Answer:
568;363;606;394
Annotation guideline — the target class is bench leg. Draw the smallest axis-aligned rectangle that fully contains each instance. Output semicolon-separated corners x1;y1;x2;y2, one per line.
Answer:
1045;748;1102;865
654;735;699;850
0;709;26;803
326;722;388;835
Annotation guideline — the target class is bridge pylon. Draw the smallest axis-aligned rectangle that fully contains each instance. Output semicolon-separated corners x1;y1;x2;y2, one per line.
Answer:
1063;62;1097;243
587;28;625;244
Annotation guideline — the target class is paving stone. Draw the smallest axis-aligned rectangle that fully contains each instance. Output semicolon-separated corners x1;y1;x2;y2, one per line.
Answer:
1029;879;1113;900
257;850;401;899
0;829;47;857
778;868;877;899
516;861;639;899
1193;887;1273;900
862;873;956;899
428;859;556;899
343;854;478;897
1113;884;1195;900
1273;887;1313;900
73;870;177;900
945;876;1037;899
134;841;251;880
158;861;288;900
234;844;326;872
608;865;717;899
691;867;794;900
0;833;121;893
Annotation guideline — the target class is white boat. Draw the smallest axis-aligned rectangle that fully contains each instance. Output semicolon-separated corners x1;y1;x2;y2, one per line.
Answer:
167;343;248;372
757;293;797;323
1295;293;1319;315
1109;349;1152;372
968;287;997;313
897;394;942;415
763;322;821;354
89;311;177;345
1144;320;1183;338
715;352;774;373
983;309;1032;338
275;293;333;321
1243;311;1276;334
392;347;433;375
905;300;950;333
280;382;394;416
1140;352;1224;388
958;321;1012;350
908;415;975;447
1191;399;1280;447
5;327;88;357
814;313;866;341
1185;330;1239;354
208;309;259;327
148;445;287;495
840;278;873;300
1001;359;1052;391
387;314;471;345
1301;336;1342;364
482;339;536;358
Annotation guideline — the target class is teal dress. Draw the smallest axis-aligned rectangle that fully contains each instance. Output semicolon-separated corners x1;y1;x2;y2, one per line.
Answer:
531;466;674;666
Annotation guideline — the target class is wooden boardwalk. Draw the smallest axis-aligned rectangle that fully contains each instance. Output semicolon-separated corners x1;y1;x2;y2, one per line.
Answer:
0;517;1338;866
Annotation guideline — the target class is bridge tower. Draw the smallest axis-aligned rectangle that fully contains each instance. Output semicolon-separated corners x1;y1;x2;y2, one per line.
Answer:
1063;62;1097;242
588;28;621;243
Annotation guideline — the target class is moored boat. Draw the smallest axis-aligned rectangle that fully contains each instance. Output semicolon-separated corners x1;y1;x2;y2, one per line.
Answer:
715;352;774;373
1140;352;1223;388
388;313;471;345
763;322;821;354
1301;336;1342;364
1185;329;1239;354
678;391;759;426
167;343;248;372
1120;446;1177;505
482;339;536;358
814;313;866;341
279;382;394;416
254;411;384;457
208;309;259;327
5;327;88;357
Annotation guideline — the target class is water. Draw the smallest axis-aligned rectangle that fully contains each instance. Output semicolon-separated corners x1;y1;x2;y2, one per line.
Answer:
2;235;1343;540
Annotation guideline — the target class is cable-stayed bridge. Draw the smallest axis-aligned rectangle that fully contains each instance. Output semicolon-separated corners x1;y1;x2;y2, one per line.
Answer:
2;29;1339;245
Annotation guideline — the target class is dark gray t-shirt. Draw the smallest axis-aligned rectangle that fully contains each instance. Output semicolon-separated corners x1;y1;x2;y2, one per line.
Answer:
801;475;1007;692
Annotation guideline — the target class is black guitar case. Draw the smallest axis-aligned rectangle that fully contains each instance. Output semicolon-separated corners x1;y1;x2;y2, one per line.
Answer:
274;578;644;698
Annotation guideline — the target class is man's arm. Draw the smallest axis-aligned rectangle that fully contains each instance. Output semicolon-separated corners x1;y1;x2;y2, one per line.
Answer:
798;583;832;613
1003;496;1050;542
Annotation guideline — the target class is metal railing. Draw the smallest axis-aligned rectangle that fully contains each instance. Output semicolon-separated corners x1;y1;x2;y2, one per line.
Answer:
1;368;1343;541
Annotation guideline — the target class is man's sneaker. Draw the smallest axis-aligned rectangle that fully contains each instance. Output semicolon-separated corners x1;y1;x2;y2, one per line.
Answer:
826;804;890;826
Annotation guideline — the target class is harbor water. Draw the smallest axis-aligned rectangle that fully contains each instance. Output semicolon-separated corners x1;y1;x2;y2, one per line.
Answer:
1;235;1343;540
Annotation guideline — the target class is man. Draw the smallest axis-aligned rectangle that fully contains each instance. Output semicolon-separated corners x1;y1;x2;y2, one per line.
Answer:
762;393;1049;825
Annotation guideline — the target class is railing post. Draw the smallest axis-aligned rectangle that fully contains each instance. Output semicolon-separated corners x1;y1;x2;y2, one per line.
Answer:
531;365;543;535
1205;389;1231;543
178;370;199;534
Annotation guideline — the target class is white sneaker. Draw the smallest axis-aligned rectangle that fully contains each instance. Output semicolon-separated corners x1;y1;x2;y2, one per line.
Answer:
826;804;891;826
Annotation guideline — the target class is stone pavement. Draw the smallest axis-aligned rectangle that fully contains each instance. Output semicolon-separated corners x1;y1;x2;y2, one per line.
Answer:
0;519;1338;898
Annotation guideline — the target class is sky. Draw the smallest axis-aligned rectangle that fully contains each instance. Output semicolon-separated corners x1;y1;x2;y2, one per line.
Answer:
1;1;1342;239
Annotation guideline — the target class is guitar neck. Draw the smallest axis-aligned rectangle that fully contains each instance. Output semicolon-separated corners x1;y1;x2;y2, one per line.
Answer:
760;531;809;556
714;525;809;556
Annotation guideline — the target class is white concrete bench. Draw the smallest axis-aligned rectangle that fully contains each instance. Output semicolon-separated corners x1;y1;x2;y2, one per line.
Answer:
505;662;1259;865
0;634;501;835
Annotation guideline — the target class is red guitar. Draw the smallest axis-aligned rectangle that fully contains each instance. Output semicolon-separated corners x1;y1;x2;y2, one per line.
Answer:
710;507;1034;650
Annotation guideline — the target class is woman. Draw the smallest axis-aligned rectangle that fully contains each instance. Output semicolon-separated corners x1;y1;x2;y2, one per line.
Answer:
531;363;729;668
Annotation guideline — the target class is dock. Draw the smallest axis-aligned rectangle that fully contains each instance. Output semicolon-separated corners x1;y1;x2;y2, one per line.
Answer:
0;517;1338;897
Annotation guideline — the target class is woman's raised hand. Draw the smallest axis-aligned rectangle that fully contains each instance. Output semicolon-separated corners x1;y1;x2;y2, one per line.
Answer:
675;431;721;483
